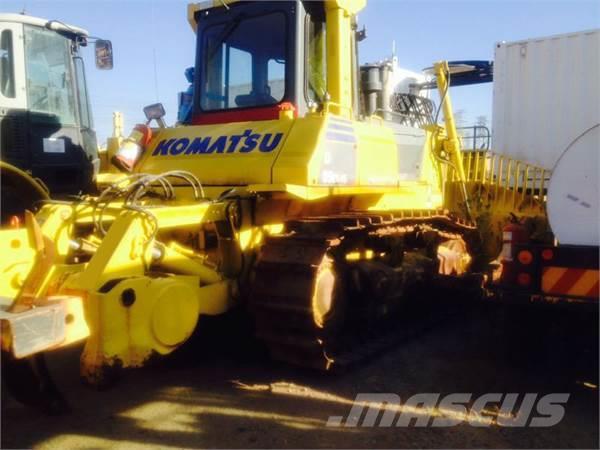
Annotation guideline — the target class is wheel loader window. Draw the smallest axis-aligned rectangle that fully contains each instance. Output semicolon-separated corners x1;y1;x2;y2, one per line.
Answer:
74;57;93;129
200;12;287;111
24;25;76;125
0;30;16;98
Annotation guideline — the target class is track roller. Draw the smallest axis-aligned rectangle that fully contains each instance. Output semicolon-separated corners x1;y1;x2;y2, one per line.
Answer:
248;212;478;370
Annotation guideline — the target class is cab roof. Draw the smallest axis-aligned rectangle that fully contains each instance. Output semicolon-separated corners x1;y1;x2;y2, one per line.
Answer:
187;0;366;31
187;0;243;32
0;13;89;37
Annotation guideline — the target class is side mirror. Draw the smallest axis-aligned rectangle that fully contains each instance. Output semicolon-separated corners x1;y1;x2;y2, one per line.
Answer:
143;103;166;128
95;40;114;70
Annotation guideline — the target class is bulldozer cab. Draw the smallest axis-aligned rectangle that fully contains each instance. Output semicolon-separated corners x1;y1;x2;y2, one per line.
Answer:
187;0;357;125
0;14;109;195
137;0;453;204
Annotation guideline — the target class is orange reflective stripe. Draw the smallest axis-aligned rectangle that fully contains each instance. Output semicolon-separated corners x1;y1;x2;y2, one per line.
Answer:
569;270;599;297
542;267;599;298
541;267;567;293
552;268;586;295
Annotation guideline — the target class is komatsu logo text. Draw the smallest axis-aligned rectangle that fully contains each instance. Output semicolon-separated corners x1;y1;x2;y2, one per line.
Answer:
152;130;284;156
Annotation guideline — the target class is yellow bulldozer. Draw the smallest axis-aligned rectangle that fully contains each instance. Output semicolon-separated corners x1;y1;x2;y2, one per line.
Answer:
1;0;501;412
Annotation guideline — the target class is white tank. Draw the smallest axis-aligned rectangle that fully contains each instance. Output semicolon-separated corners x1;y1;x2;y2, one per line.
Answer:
391;64;428;96
547;125;599;246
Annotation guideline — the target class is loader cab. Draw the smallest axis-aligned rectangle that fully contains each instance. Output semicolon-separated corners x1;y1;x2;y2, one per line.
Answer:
188;0;355;125
0;14;109;194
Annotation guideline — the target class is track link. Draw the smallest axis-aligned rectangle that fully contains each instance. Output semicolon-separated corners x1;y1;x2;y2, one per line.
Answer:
248;211;478;370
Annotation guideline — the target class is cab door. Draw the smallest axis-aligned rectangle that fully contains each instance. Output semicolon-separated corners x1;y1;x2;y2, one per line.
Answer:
0;22;29;169
0;22;26;110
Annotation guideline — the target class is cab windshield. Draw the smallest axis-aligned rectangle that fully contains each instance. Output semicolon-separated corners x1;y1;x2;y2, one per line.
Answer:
24;25;76;125
200;12;286;111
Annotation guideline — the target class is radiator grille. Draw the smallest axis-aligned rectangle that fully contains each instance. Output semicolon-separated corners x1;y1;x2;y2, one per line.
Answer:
0;113;28;167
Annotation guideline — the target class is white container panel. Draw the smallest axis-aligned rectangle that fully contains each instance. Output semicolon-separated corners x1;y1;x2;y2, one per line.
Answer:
492;29;600;170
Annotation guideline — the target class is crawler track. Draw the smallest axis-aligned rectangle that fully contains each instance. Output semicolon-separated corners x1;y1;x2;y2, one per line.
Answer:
248;210;480;370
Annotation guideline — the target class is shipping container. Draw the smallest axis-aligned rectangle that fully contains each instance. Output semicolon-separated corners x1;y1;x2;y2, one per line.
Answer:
492;29;600;170
491;29;599;302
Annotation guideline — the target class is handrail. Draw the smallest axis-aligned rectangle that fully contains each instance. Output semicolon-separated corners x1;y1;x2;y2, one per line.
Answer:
455;150;551;210
457;125;491;151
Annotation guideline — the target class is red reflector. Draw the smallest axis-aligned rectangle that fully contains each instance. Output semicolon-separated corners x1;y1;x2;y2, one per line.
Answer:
517;250;533;265
517;272;532;286
541;249;554;261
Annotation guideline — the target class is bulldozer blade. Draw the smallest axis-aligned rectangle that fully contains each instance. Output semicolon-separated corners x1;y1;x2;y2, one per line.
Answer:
1;351;70;415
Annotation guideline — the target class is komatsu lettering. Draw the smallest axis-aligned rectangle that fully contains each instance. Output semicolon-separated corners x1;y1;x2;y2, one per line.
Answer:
151;131;284;156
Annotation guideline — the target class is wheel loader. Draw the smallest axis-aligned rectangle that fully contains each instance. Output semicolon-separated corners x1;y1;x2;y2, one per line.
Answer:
0;13;113;223
0;0;484;410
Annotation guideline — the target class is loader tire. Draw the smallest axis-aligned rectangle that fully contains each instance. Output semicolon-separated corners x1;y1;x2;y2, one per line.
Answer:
1;351;70;415
0;161;49;225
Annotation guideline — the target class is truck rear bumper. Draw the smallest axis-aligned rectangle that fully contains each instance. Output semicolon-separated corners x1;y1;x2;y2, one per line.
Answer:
490;287;598;310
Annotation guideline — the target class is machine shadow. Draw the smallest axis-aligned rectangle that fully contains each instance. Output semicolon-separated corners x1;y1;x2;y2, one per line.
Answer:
1;303;598;449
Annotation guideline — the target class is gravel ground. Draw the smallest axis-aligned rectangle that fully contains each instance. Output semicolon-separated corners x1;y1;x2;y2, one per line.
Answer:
1;302;598;449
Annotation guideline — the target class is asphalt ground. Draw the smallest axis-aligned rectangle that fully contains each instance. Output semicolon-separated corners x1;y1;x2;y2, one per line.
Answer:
1;301;598;449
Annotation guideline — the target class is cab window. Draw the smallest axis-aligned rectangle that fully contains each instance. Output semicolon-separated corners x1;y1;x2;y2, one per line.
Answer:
24;25;76;125
200;12;286;111
306;6;327;104
0;30;15;98
74;57;93;129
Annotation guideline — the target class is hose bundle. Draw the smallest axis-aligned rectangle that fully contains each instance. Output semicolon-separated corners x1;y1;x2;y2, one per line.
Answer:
92;171;205;238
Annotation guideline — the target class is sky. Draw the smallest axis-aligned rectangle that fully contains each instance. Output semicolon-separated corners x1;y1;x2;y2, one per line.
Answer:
3;0;599;144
